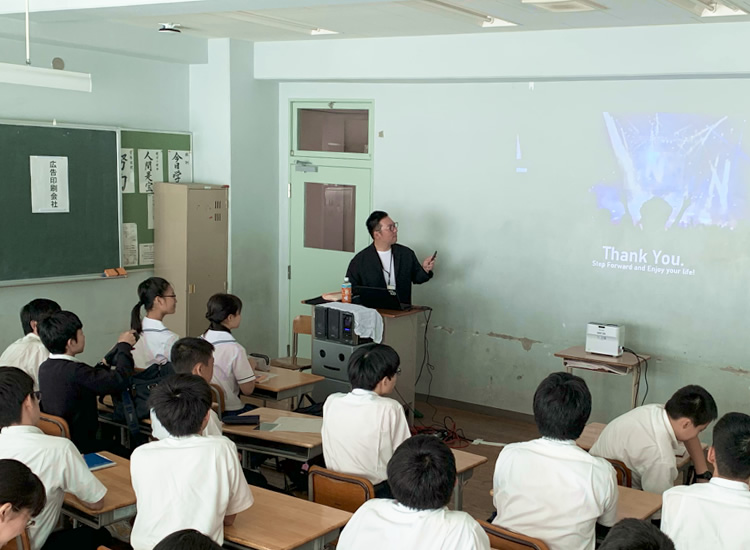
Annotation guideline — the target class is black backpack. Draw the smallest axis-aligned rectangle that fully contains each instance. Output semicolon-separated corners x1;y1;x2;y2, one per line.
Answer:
111;361;175;436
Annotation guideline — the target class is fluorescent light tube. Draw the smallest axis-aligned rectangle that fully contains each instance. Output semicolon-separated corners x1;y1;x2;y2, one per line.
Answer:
0;62;92;92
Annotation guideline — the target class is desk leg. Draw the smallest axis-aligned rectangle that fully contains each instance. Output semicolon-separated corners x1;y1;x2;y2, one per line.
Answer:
564;362;572;375
453;472;466;511
631;365;641;409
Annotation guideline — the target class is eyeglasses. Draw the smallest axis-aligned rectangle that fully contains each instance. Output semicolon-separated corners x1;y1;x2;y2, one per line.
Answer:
379;222;398;232
26;519;36;528
396;368;402;374
33;391;42;401
161;294;177;299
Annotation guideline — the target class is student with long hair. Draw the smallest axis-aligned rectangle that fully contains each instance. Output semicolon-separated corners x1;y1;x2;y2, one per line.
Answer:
0;459;46;546
131;277;179;369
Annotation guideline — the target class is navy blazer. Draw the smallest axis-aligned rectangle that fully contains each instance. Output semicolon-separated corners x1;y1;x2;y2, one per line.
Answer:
345;243;433;305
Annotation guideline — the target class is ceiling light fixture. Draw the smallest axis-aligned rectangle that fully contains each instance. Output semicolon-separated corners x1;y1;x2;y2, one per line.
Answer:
0;0;91;92
225;11;339;35
420;0;517;27
520;0;606;12
666;0;747;17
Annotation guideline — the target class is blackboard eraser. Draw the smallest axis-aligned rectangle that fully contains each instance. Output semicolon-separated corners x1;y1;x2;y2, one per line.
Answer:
116;267;128;276
103;269;118;277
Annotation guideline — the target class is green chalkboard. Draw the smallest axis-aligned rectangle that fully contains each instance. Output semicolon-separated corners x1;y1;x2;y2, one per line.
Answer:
120;130;192;269
0;122;120;282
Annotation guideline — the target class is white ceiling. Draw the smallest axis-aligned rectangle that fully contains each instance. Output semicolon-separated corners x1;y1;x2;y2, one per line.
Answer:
1;0;750;62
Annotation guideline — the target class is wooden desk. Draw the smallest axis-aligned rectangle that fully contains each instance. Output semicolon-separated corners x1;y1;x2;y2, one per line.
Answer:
223;408;323;463
615;486;662;521
245;367;324;409
452;449;488;511
223;486;351;550
555;346;650;409
62;452;136;528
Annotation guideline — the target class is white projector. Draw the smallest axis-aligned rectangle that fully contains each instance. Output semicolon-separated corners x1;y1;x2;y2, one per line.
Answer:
585;323;624;357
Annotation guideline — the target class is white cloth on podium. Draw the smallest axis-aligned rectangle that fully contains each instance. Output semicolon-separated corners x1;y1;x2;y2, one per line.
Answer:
322;302;384;343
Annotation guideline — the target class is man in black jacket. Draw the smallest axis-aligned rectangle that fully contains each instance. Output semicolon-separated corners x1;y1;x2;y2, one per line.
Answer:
346;211;435;305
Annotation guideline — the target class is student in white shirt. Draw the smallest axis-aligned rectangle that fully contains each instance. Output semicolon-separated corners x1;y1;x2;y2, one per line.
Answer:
0;299;61;390
338;435;489;550
202;294;259;416
0;367;110;550
322;343;411;498
130;277;179;369
599;519;675;550
0;459;46;547
492;372;618;550
130;374;253;550
661;412;750;550
149;338;223;439
590;385;718;495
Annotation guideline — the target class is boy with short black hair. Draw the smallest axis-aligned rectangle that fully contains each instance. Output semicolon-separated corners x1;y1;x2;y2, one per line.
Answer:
492;372;618;550
661;412;750;549
37;310;136;453
590;385;718;495
130;374;253;550
149;337;222;439
0;367;110;550
321;343;411;498
599;519;675;550
338;435;489;550
0;299;61;390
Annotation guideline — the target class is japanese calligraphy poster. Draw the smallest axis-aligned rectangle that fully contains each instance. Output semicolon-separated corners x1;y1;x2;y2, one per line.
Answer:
120;148;135;194
168;150;192;183
30;156;69;213
122;222;138;267
137;149;162;194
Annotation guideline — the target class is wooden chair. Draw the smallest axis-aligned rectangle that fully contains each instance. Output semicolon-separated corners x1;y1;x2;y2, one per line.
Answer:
38;414;71;439
605;458;633;488
209;384;226;417
479;520;549;550
1;529;31;550
271;315;312;370
308;466;375;514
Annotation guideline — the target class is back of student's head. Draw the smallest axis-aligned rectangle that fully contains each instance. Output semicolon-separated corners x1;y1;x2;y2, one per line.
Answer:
387;435;454;510
153;529;222;550
665;385;718;427
347;343;400;390
533;372;591;440
171;338;215;375
0;459;46;518
37;310;82;355
0;368;34;428
150;374;211;437
20;299;61;335
598;518;675;550
131;277;172;333
712;412;750;480
205;293;242;333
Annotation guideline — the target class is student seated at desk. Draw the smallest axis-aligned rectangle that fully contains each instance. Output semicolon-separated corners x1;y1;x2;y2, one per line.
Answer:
590;385;718;495
37;311;136;454
338;435;489;550
492;372;618;550
131;277;179;369
321;343;411;498
201;294;260;417
153;529;222;550
0;299;61;390
599;519;675;550
661;412;750;550
0;459;46;547
130;374;253;550
0;368;111;550
149;338;222;439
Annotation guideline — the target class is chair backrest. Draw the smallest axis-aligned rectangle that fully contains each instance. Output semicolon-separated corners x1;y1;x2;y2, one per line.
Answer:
291;315;312;357
38;414;70;439
308;465;375;514
1;529;31;550
605;458;633;488
479;520;550;550
209;384;225;417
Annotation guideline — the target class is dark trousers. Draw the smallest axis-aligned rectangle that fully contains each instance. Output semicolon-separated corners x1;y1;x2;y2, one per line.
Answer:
42;526;112;550
222;403;257;418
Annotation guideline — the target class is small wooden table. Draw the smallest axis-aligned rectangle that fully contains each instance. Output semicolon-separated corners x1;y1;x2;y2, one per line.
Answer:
62;452;136;528
223;408;323;463
223;486;351;550
247;367;324;409
555;346;650;409
452;449;488;511
615;486;662;521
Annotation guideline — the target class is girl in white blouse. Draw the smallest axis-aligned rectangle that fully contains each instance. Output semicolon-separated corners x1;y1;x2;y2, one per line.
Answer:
130;277;179;369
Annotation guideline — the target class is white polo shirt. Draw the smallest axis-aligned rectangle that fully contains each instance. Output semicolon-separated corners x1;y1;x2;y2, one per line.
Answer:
132;317;179;369
492;438;618;550
202;330;256;412
661;477;750;550
149;408;223;440
130;434;253;550
0;333;49;390
322;389;411;485
590;404;681;494
0;425;107;550
337;499;490;550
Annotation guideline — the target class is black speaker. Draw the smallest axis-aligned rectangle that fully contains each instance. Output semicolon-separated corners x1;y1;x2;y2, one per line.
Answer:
327;308;341;341
340;312;355;344
314;306;328;339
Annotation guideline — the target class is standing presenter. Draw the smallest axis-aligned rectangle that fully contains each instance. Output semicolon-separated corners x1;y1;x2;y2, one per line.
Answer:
346;211;435;305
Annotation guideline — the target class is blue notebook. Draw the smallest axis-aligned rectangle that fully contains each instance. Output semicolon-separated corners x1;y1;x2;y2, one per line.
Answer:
83;453;116;472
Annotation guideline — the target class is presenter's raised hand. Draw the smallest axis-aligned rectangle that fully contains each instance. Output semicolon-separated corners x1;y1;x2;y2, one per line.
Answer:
422;253;436;273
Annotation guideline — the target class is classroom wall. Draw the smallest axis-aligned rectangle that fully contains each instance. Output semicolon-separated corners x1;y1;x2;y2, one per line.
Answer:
0;36;190;363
